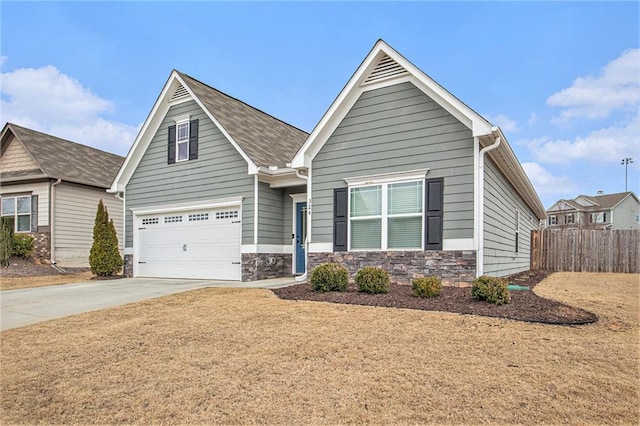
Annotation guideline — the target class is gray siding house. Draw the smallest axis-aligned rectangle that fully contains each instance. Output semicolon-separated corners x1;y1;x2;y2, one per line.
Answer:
545;192;640;230
1;123;124;267
111;40;545;283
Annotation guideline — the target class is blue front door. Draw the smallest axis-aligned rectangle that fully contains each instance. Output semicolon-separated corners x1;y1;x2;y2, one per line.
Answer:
295;202;307;274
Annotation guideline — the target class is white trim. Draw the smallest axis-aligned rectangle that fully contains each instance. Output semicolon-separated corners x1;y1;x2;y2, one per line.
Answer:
130;197;243;215
290;193;307;275
343;168;429;186
309;242;333;253
477;133;502;277
473;136;480;256
253;175;259;244
442;238;475;251
241;244;292;254
173;114;191;124
124;247;134;255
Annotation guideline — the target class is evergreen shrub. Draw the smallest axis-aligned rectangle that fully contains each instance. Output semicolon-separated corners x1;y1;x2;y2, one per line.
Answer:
356;266;390;294
89;200;123;276
412;276;442;298
310;262;349;292
471;275;510;305
12;234;34;259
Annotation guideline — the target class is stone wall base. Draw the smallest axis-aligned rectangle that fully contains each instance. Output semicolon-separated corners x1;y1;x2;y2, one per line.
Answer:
28;231;50;263
242;253;292;281
123;254;134;277
308;250;476;286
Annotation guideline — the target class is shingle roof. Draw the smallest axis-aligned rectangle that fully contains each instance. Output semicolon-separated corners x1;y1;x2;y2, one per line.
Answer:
177;71;309;168
1;123;124;189
547;192;636;212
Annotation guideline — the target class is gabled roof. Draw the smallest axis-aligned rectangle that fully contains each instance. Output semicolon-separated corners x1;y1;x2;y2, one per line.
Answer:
547;192;638;212
111;70;308;192
290;39;546;220
1;123;124;189
176;72;308;169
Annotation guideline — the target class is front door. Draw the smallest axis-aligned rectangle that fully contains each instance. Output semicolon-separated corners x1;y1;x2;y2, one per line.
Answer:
295;202;307;274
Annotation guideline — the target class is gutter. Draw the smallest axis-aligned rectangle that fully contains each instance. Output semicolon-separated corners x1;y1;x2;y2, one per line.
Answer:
476;128;501;277
50;179;62;265
114;190;125;256
294;169;309;282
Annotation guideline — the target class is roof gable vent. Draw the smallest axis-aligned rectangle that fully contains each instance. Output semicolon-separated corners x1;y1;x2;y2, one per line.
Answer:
362;54;409;86
170;83;190;102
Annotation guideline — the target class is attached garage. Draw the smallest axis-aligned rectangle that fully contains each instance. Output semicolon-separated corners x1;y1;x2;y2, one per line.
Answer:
134;206;241;280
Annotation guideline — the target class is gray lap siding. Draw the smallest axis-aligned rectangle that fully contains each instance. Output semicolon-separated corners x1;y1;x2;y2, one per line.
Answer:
125;100;254;248
311;81;475;244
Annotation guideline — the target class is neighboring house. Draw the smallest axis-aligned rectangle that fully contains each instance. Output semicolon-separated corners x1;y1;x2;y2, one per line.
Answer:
545;192;640;230
111;40;545;284
0;123;124;267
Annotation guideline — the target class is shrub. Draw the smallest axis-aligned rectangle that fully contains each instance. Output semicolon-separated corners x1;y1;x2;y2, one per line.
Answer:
12;234;34;259
0;217;14;267
412;276;442;298
89;200;123;276
356;266;390;294
471;275;510;305
310;262;348;292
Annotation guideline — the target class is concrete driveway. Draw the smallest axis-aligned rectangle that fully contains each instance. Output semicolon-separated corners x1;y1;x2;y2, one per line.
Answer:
1;277;297;331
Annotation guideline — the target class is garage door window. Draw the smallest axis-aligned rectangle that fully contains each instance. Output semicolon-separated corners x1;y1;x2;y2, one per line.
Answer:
216;211;239;220
189;213;209;222
142;217;159;225
164;215;182;223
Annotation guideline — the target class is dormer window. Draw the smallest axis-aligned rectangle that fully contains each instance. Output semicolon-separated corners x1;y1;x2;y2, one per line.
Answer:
176;120;189;162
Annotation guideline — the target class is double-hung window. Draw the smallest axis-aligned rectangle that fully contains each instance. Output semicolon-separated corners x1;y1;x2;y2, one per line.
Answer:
349;180;423;250
1;196;31;232
176;120;189;162
590;212;606;223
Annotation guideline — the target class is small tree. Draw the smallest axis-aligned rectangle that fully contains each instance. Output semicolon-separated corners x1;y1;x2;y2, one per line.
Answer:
89;199;123;276
0;217;14;267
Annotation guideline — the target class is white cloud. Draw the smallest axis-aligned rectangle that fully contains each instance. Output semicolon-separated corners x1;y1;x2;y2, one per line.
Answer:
522;162;578;197
524;112;640;164
527;112;538;127
1;64;138;155
485;113;519;133
547;48;640;122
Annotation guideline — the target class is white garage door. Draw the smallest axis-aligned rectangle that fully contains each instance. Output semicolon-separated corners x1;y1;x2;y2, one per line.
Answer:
136;208;241;280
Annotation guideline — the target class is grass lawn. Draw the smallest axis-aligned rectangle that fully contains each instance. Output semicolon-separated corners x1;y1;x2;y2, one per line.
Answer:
0;272;94;290
1;272;638;424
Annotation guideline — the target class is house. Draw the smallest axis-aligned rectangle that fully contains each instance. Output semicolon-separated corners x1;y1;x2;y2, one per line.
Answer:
545;192;640;230
0;123;124;267
110;40;546;284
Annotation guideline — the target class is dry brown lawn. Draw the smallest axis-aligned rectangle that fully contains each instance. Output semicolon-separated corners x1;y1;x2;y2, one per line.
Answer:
1;272;638;424
0;272;94;290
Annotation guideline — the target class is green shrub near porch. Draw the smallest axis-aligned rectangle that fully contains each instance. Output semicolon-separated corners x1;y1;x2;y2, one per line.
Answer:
310;262;348;292
356;266;390;294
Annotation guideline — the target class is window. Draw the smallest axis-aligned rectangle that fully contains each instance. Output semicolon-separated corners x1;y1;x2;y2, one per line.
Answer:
164;215;182;223
215;211;239;220
176;120;189;161
1;196;31;232
349;180;423;250
188;213;209;222
590;212;607;223
565;213;575;224
548;215;557;225
515;210;520;253
141;217;159;225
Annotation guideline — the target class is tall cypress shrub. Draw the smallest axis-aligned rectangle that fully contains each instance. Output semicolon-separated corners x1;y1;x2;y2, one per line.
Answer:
0;217;14;267
89;200;123;276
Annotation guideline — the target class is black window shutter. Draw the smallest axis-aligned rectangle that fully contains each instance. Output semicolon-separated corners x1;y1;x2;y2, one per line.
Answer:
189;119;199;160
167;125;176;164
425;177;443;250
31;195;38;233
333;187;348;252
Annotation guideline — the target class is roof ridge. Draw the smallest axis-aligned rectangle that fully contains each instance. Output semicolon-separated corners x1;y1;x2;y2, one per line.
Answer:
7;122;124;160
177;71;309;136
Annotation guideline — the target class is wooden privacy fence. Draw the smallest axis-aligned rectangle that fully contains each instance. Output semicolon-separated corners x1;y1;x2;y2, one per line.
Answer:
531;229;640;273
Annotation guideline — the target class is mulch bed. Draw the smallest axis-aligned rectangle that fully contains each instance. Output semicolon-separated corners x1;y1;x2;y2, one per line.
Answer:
1;257;90;277
273;270;598;325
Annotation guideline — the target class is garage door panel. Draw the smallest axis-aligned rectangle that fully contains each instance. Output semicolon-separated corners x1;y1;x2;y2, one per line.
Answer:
136;207;241;280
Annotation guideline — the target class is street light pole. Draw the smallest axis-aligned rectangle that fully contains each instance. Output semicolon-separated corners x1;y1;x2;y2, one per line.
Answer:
621;157;634;192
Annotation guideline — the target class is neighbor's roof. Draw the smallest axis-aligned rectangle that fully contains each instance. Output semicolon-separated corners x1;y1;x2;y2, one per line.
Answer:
1;123;124;189
177;71;309;168
547;192;638;212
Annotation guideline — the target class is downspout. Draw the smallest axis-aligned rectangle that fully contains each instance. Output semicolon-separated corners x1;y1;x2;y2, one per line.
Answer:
477;128;501;277
114;190;125;259
50;179;62;265
294;168;309;282
254;175;259;245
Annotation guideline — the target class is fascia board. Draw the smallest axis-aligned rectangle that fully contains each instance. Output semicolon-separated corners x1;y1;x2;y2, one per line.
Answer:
176;74;259;175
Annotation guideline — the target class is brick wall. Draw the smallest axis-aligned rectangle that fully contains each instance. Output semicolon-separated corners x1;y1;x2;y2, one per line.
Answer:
242;253;293;281
28;231;50;262
308;250;476;286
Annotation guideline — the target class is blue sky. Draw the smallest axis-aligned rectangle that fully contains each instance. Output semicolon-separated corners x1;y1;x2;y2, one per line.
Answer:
1;1;638;208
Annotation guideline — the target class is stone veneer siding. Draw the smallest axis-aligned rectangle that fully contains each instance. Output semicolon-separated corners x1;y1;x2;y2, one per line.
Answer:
242;253;292;281
29;231;50;263
123;254;134;277
308;250;477;286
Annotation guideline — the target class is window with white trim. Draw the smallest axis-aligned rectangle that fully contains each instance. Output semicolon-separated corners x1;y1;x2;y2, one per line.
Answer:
164;215;182;223
349;180;423;250
1;196;31;232
142;217;159;225
590;212;607;223
565;213;575;224
188;213;209;222
176;120;189;161
548;215;557;225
